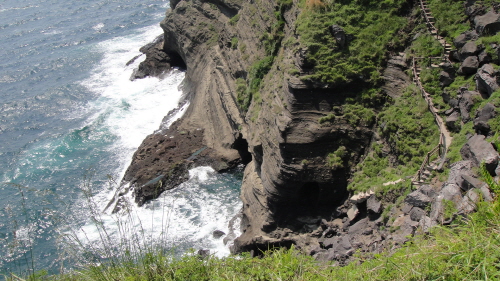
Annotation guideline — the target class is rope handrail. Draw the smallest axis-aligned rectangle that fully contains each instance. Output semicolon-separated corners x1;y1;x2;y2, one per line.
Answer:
411;56;447;183
410;0;453;183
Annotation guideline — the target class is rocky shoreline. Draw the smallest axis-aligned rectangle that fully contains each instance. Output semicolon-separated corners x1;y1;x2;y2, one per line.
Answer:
115;0;500;264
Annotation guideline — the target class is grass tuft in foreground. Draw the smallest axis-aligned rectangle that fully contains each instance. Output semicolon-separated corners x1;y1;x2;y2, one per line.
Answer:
25;182;500;280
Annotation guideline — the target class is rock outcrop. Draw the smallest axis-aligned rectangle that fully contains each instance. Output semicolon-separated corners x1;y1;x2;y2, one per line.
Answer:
116;0;500;265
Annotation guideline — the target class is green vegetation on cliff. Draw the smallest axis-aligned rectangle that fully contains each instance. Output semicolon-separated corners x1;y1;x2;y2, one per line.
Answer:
295;0;408;84
348;85;440;192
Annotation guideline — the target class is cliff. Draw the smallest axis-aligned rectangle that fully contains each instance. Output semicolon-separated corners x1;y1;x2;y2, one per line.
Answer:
118;0;500;262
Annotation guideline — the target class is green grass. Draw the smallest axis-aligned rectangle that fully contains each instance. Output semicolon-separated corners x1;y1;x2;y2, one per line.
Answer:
348;85;440;192
477;33;500;62
428;0;469;41
410;33;445;58
237;56;274;111
29;189;500;280
295;0;407;85
326;146;347;170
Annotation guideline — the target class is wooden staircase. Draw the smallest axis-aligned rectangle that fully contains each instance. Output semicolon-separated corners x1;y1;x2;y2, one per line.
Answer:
410;0;454;187
419;0;452;63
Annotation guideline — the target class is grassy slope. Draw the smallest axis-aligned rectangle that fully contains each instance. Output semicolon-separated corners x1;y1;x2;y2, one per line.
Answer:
39;191;500;280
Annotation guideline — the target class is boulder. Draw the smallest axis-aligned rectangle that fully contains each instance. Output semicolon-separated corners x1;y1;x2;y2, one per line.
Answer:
450;50;461;62
446;111;461;132
409;207;426;222
441;183;463;206
459;189;480;214
418;216;436;233
329;25;346;49
461;174;486;191
382;55;411;98
439;70;455;87
473;103;496;135
430;195;444;223
465;0;486;18
474;10;500;35
405;189;432;208
319;236;353;261
447;160;476;188
459;56;479;75
347;205;359;221
213;230;226;239
480;184;494;202
366;195;382;214
460;134;499;175
170;0;182;9
448;98;459;108
131;35;173;80
430;190;460;225
478;50;492;65
476;64;499;97
402;202;413;214
391;216;418;244
459;41;479;60
453;30;479;48
419;185;438;198
459;90;481;123
444;108;455;116
348;218;370;235
392;215;407;227
198;249;210;258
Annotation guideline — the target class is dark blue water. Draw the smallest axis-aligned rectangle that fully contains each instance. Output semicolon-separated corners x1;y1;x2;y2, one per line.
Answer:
0;0;242;276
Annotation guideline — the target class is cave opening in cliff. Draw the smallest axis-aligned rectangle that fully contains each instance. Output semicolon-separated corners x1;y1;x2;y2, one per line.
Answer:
232;133;252;165
297;182;321;214
167;51;186;70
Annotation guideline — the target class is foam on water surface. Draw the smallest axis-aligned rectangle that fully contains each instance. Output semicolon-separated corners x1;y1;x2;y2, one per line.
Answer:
0;0;243;273
72;166;242;261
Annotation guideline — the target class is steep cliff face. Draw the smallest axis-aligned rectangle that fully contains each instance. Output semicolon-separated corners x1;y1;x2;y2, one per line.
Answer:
122;0;381;251
148;0;375;251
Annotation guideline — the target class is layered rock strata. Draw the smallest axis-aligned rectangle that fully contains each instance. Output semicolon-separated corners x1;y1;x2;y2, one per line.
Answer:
117;0;500;264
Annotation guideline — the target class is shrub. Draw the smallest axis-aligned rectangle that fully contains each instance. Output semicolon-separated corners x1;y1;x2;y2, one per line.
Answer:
231;37;239;49
229;14;240;26
327;146;347;169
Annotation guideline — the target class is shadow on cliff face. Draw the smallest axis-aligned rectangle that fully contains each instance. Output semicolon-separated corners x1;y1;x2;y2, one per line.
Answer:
278;179;349;226
231;133;252;165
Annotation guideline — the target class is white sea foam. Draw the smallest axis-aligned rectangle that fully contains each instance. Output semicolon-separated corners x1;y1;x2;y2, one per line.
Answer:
92;23;104;32
79;24;185;180
69;23;242;260
72;166;242;259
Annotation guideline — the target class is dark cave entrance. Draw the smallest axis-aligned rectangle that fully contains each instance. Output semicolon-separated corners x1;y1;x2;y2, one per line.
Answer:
232;133;252;165
297;182;321;214
167;50;187;70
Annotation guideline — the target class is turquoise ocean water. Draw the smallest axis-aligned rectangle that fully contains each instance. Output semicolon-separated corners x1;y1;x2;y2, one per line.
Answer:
0;0;242;275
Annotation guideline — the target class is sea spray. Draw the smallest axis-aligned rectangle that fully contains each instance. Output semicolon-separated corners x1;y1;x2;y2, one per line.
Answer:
65;165;243;268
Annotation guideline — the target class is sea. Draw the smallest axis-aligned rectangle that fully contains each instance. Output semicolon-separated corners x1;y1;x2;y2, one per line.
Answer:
0;0;242;276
